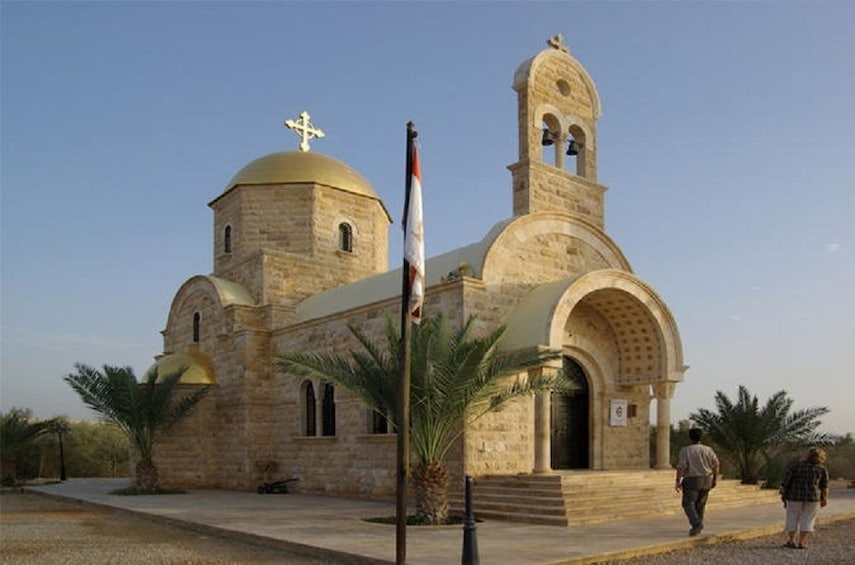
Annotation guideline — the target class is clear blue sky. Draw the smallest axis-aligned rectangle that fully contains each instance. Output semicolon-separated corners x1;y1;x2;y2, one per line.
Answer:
2;1;853;435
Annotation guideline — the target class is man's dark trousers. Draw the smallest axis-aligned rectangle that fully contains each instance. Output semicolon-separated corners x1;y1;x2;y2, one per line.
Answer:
681;475;713;529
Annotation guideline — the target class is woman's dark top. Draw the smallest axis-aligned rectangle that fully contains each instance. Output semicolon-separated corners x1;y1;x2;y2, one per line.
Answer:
781;460;829;502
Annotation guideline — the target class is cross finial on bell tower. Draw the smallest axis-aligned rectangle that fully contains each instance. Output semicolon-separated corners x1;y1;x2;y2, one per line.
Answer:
284;110;325;152
547;34;570;53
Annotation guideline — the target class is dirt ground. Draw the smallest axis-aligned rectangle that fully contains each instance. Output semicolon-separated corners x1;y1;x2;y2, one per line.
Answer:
0;490;326;564
2;489;853;564
601;516;855;564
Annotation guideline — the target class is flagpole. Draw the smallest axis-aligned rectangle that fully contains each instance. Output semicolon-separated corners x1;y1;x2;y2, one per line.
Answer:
396;121;417;564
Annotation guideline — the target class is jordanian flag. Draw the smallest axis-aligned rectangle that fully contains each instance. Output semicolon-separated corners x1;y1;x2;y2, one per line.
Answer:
403;131;424;324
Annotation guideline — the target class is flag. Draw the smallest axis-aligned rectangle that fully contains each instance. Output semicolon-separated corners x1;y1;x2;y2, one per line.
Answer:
403;137;424;324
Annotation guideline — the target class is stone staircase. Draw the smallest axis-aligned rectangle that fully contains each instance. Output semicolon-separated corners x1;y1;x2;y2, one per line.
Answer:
449;470;781;526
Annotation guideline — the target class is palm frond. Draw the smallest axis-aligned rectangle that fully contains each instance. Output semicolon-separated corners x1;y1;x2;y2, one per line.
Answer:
64;362;209;460
0;409;52;454
277;311;565;465
689;385;830;483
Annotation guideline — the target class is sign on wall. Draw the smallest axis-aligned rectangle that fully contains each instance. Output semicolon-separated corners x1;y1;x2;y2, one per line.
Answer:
610;399;627;427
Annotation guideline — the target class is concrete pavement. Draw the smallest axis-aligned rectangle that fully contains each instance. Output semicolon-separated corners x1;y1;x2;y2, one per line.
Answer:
22;478;855;565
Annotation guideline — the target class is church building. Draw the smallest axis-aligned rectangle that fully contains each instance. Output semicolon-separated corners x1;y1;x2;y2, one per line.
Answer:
152;36;686;500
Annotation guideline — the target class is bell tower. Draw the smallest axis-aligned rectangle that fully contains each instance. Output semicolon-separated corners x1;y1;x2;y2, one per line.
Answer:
508;35;607;227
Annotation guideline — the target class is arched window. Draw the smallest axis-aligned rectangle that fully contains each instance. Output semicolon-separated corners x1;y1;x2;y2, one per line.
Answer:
338;223;353;252
304;381;317;437
371;409;390;434
192;312;200;343
322;383;336;436
224;225;232;253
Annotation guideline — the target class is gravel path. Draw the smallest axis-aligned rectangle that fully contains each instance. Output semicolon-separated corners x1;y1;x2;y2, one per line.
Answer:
0;491;324;564
599;516;855;564
2;489;853;564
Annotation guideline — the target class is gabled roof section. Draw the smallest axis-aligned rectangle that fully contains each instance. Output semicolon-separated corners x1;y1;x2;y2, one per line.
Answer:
295;220;510;322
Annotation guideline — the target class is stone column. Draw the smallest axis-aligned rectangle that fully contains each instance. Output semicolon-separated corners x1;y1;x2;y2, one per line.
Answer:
534;388;551;473
533;361;562;474
652;382;677;469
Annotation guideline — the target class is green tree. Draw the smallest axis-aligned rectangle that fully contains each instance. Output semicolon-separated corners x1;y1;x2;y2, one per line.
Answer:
64;363;209;492
690;385;831;484
277;312;566;524
71;421;130;477
0;408;51;485
826;433;855;481
30;420;131;479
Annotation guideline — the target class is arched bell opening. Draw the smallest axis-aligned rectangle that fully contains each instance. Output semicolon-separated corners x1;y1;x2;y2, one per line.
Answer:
566;124;587;178
540;114;563;168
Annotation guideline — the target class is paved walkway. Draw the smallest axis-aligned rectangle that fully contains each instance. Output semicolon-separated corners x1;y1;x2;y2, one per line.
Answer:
24;479;855;565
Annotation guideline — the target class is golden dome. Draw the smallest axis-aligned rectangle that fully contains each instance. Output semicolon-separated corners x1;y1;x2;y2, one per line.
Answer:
223;151;378;198
149;352;215;385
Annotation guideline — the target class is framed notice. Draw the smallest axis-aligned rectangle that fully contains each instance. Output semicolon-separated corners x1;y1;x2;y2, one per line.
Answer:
610;399;627;427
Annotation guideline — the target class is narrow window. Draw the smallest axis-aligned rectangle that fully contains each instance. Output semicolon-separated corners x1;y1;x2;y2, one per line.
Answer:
192;312;200;343
371;409;389;434
322;383;336;436
224;225;232;253
304;381;316;437
338;223;353;252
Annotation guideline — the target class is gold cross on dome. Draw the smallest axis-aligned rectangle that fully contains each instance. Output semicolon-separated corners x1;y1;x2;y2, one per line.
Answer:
284;111;325;152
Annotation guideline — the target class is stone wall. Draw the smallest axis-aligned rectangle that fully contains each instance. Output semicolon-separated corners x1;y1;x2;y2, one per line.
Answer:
510;162;605;225
154;387;220;488
464;393;536;476
212;183;388;306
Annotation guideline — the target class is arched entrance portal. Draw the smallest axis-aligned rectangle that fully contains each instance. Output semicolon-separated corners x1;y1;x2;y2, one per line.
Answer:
551;357;590;469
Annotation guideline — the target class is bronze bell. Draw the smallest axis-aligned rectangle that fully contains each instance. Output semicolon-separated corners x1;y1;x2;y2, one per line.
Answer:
566;140;584;156
541;128;556;146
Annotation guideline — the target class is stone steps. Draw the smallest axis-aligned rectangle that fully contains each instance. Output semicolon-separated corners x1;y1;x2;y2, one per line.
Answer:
449;471;781;526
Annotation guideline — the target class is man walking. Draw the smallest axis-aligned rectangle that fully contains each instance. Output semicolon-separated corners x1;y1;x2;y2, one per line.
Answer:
675;427;720;536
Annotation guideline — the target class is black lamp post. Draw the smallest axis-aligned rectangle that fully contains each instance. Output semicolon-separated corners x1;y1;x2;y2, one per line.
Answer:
51;420;69;481
461;474;480;565
58;428;67;481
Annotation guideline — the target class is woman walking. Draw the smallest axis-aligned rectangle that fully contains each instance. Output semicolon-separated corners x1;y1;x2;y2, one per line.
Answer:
780;447;829;549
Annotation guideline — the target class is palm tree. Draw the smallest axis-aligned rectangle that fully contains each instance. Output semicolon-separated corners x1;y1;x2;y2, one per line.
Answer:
64;363;210;492
47;418;71;480
690;385;831;484
0;408;51;485
277;312;566;524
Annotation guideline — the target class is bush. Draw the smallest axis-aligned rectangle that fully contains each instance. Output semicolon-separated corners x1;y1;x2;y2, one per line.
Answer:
826;434;855;480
